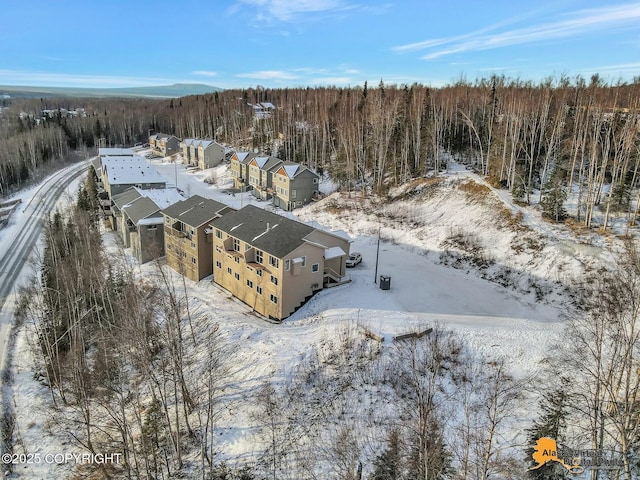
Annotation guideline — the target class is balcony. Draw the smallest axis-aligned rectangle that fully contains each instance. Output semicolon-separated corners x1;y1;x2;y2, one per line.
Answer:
166;225;188;238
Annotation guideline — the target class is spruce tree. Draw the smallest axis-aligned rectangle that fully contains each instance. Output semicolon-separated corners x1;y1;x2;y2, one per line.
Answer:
525;382;569;479
370;429;401;480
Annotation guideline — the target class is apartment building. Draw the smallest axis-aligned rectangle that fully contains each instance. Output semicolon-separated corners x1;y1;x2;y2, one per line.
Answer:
211;205;350;320
162;195;235;281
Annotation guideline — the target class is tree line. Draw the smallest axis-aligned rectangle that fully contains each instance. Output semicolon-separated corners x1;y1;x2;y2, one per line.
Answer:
2;75;640;224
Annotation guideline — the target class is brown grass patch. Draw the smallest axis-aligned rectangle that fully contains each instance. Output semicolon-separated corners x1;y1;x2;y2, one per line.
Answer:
458;179;492;196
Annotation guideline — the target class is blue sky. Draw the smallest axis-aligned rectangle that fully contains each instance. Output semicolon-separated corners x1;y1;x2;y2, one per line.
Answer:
1;0;639;89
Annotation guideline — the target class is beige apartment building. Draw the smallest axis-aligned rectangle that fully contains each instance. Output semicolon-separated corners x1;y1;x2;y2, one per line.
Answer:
162;195;234;281
211;205;351;321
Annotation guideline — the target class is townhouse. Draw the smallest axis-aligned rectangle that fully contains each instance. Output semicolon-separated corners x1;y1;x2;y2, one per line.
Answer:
162;195;235;281
180;138;199;166
197;140;226;170
115;187;185;263
230;151;256;189
149;133;180;157
271;162;320;211
211;205;350;321
247;156;283;201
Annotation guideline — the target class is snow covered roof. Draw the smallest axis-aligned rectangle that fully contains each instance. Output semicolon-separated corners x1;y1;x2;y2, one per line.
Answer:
283;164;300;178
324;246;346;260
138;217;164;226
98;147;134;157
134;187;185;209
101;155;165;186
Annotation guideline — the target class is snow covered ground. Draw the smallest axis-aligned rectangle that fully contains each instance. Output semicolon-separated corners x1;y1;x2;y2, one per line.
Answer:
2;152;628;477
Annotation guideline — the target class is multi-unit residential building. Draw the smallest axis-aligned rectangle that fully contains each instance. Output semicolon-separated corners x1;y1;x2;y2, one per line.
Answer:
247;156;283;200
211;205;351;320
149;133;180;157
162;195;235;281
100;155;166;198
113;187;185;263
180;138;199;166
197;140;226;170
271;162;320;211
230;151;256;189
94;155;167;227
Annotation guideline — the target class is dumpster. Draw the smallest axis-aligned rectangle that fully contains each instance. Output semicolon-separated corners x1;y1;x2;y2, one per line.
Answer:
379;275;391;290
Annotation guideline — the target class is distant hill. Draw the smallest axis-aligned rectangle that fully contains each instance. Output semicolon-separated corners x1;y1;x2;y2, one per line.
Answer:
0;83;223;99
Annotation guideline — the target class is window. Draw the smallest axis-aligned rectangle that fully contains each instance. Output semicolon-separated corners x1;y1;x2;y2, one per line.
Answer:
257;286;263;295
247;279;253;288
291;190;296;198
270;294;278;304
234;256;240;264
285;259;290;271
191;257;196;264
256;269;263;277
216;229;222;239
256;250;263;264
216;261;222;268
301;256;306;267
269;256;279;268
312;263;319;272
270;275;278;285
227;267;232;275
191;242;196;249
168;243;173;250
147;225;157;231
166;217;171;224
313;177;319;184
234;272;240;281
233;238;240;252
190;228;195;236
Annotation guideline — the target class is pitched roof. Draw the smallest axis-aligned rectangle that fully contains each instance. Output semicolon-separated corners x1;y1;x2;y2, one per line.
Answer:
123;196;162;225
211;205;315;258
102;156;166;185
233;151;256;164
98;147;134;157
252;156;283;171
112;188;142;209
162;195;230;228
133;187;184;209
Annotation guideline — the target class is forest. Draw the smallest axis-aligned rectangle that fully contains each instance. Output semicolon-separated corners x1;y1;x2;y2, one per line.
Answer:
1;74;640;230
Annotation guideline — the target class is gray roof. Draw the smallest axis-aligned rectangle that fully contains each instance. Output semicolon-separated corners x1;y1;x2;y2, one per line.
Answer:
162;195;230;228
112;188;142;210
123;196;161;225
211;205;315;258
91;157;102;174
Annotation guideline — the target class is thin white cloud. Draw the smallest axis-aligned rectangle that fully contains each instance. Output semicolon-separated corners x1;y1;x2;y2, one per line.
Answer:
392;3;640;61
309;76;353;86
236;70;301;80
235;0;347;22
192;70;219;77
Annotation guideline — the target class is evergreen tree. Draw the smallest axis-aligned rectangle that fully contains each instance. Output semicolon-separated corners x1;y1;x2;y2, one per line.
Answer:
540;180;567;221
370;429;401;480
525;382;569;479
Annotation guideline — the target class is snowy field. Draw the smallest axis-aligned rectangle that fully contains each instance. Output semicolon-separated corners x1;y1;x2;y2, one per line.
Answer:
1;152;628;477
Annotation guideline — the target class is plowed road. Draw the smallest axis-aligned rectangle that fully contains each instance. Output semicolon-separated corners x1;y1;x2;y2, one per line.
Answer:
0;160;90;371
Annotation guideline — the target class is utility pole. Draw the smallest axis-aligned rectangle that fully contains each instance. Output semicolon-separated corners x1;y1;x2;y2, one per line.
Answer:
374;225;380;284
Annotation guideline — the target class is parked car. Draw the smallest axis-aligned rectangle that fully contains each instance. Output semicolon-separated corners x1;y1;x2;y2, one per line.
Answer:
346;252;362;267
